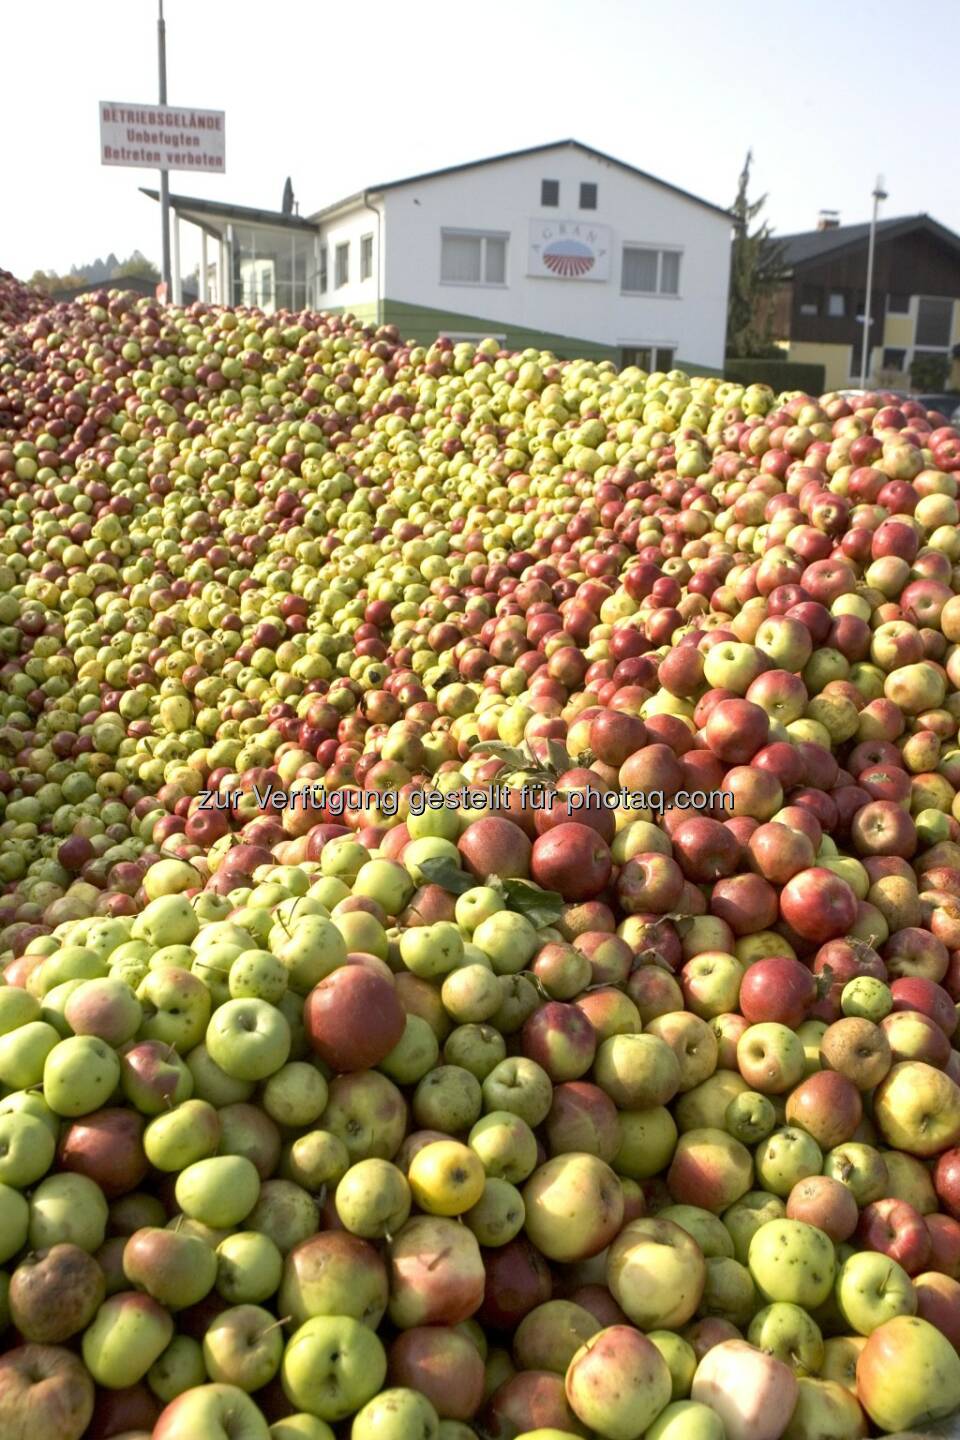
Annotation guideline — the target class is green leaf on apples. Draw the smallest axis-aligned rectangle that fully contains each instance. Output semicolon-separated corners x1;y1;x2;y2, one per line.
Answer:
471;742;530;768
499;878;564;929
542;739;573;776
417;857;475;896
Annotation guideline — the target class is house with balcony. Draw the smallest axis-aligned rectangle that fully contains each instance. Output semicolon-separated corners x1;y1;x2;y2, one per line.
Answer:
771;212;960;392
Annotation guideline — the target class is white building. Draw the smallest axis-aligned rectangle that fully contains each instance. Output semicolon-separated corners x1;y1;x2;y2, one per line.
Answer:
146;139;732;370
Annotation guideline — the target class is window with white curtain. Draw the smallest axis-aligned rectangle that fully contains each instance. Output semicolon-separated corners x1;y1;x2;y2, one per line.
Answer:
621;246;682;296
440;231;508;286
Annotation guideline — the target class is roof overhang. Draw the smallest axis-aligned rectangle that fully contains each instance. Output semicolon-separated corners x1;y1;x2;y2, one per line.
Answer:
140;188;317;238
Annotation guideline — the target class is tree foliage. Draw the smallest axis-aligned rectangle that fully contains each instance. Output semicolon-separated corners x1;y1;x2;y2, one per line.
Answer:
726;151;787;359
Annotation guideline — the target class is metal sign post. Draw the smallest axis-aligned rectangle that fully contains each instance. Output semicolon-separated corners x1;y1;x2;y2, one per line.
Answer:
158;1;171;295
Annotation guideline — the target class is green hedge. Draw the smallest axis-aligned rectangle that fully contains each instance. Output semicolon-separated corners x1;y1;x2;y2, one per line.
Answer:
724;358;826;395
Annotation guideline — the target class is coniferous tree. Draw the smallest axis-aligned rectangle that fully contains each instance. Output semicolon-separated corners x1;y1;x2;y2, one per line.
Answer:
727;151;786;358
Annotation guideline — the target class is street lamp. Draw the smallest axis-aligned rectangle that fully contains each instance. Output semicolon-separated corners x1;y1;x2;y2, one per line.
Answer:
859;175;888;389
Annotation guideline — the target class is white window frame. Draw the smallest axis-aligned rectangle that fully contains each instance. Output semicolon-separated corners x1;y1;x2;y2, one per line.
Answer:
318;244;328;295
360;233;373;282
619;343;677;372
827;291;845;317
620;244;683;298
439;229;509;288
335;241;349;289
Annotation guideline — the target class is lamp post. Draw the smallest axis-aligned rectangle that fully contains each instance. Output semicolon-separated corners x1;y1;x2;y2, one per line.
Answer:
859;175;888;389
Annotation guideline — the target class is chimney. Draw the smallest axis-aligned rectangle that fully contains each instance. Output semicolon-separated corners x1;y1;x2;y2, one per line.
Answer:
817;209;840;231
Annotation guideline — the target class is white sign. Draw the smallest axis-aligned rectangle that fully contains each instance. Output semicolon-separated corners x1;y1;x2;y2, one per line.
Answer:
528;219;611;282
99;101;226;173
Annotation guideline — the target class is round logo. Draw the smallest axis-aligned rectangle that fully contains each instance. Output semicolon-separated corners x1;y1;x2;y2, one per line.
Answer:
542;237;595;277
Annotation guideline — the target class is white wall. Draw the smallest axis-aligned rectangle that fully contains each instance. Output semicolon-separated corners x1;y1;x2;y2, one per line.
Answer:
316;200;383;316
379;145;731;364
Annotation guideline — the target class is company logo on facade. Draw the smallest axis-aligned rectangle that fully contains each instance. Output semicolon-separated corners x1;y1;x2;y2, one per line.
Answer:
529;221;611;282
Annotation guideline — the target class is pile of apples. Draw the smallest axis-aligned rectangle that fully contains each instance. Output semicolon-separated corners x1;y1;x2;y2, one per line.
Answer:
2;273;960;1440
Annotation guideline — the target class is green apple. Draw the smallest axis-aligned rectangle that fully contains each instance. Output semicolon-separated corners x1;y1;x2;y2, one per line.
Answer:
472;911;538;974
722;1192;787;1265
273;915;349;996
0;986;40;1035
229;950;289;1004
175;1155;261;1229
378;1014;441;1085
400;922;464;979
132;893;199;947
281;1129;350;1192
747;1302;824;1376
216;1231;284;1305
647;1331;697;1401
150;1381;272;1437
143;857;202;899
246;1178;318;1254
749;1219;835;1308
206;998;292;1081
269;1415;335;1440
0;1019;60;1088
0;1087;60;1138
874;1061;960;1156
150;945;197;972
186;1043;255;1107
320;838;369;884
144;1099;222;1171
0;1110;56;1188
203;1303;284;1391
840;976;892;1021
0;1182;29;1261
137;967;212;1053
147;1333;207;1402
352;1388;440;1440
443;1023;506;1081
43;1034;121;1116
29;1172;109;1252
262;1063;328;1129
835;1250;917;1335
281;1314;387;1421
481;1057;553;1126
82;1289;175;1386
335;1159;411;1239
463;1176;526;1247
468;1111;538;1183
645;1400;726;1440
724;1091;776;1146
658;1206;735;1260
455;886;506;934
36;946;104;995
352;859;414;917
754;1127;823;1197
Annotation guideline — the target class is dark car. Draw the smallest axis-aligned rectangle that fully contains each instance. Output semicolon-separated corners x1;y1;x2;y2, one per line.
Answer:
916;393;960;425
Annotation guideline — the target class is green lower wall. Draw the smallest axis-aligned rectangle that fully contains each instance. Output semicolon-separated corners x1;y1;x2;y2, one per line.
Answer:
322;295;717;373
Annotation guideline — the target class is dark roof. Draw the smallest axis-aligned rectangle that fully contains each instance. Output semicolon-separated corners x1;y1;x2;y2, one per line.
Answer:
140;188;316;233
779;213;960;269
311;139;731;220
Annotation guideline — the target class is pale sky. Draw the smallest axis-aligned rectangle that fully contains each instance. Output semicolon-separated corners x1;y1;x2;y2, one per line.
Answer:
7;0;960;283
